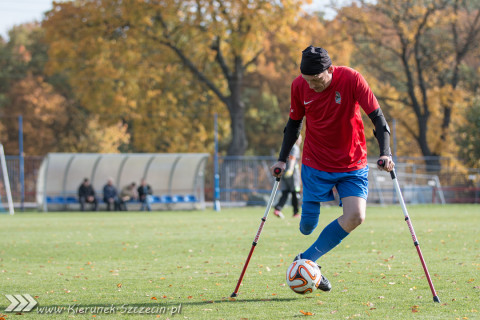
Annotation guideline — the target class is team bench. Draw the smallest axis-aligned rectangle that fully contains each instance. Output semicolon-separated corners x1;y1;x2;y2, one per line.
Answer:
45;194;198;205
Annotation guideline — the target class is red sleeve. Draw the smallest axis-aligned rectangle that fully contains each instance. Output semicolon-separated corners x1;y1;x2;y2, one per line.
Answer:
354;71;380;114
289;77;305;120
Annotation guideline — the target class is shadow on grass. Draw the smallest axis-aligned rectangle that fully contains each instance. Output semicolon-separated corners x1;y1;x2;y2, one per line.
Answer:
181;297;298;306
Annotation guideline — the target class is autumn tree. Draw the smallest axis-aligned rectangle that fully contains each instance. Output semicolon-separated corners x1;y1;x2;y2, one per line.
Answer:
456;98;480;168
43;0;313;155
245;13;356;155
0;24;130;155
339;0;480;170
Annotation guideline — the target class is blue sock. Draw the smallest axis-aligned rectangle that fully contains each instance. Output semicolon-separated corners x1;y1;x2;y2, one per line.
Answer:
302;219;349;262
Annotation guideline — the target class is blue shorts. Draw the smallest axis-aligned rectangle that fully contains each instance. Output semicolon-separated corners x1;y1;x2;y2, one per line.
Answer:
301;164;369;203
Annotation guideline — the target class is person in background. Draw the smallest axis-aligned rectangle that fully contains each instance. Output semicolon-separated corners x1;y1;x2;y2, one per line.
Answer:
273;134;303;219
119;182;137;211
78;178;98;211
103;178;120;211
137;178;153;211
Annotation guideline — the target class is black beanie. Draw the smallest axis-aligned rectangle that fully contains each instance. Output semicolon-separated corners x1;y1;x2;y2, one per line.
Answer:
300;46;332;75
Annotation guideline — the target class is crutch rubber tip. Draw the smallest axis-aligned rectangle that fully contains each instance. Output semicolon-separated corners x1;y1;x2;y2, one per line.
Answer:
230;292;238;298
433;296;440;303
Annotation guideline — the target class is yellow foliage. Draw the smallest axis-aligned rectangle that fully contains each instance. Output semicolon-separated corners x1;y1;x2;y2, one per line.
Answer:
83;117;131;153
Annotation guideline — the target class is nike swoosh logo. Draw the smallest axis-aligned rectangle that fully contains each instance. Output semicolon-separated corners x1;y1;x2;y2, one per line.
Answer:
304;100;314;105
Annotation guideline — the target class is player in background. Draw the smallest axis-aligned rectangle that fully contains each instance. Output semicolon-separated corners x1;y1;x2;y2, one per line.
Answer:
271;46;395;291
273;134;303;219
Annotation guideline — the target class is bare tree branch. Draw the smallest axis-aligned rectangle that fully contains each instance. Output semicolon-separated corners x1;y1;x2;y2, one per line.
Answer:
152;13;228;104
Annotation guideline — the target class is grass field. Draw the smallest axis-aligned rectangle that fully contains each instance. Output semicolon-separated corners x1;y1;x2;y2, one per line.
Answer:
0;204;479;319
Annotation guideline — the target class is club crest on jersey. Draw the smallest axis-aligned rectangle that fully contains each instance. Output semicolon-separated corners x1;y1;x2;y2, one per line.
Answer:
335;91;341;104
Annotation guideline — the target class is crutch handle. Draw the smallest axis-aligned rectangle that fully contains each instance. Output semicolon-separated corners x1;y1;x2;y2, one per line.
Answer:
273;167;282;181
377;159;396;179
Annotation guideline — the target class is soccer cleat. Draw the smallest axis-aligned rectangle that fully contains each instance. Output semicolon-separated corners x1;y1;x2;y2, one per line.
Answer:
293;213;300;218
274;209;285;219
293;253;332;292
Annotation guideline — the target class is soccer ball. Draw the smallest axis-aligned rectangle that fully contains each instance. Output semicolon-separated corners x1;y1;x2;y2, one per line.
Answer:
286;259;322;294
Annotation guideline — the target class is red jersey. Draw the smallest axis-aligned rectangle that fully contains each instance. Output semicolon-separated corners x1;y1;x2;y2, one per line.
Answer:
290;66;379;172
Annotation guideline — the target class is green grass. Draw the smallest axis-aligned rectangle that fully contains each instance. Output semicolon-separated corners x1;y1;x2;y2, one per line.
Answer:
0;205;479;319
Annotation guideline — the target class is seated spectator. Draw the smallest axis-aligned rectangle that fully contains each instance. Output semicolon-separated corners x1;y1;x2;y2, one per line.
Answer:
78;178;98;211
103;178;120;211
119;182;137;211
137;178;153;211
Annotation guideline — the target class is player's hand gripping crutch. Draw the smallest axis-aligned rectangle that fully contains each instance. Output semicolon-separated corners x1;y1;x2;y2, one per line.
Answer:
230;168;282;298
378;159;440;303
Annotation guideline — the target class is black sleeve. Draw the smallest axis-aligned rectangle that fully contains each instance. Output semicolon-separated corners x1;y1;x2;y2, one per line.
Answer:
368;108;391;157
278;118;303;162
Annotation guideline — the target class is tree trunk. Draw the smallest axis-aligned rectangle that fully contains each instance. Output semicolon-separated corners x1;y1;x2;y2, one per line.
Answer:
416;115;441;172
226;58;248;155
227;100;248;155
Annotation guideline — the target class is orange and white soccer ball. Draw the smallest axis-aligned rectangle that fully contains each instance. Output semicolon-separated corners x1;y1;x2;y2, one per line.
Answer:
286;259;322;294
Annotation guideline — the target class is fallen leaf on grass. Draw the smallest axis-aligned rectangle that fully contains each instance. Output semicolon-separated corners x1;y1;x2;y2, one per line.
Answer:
151;297;157;300
117;283;122;288
300;310;314;316
330;310;338;314
411;305;419;313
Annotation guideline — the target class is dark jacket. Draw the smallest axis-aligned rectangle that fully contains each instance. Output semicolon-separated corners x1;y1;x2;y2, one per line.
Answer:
103;184;118;201
78;184;95;198
137;184;152;201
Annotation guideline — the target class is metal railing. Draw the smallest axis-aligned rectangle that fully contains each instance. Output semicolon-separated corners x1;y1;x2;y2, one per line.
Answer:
1;155;479;210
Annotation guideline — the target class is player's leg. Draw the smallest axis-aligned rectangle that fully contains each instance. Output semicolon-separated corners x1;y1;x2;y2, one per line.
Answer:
299;201;320;234
291;191;299;216
337;196;366;232
301;166;369;261
274;190;288;218
298;165;335;235
336;165;369;232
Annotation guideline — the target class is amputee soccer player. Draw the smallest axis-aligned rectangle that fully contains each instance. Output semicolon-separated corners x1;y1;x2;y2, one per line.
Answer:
271;46;395;291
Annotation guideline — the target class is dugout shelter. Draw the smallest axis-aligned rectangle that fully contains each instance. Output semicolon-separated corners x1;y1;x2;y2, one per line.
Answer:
36;153;209;211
